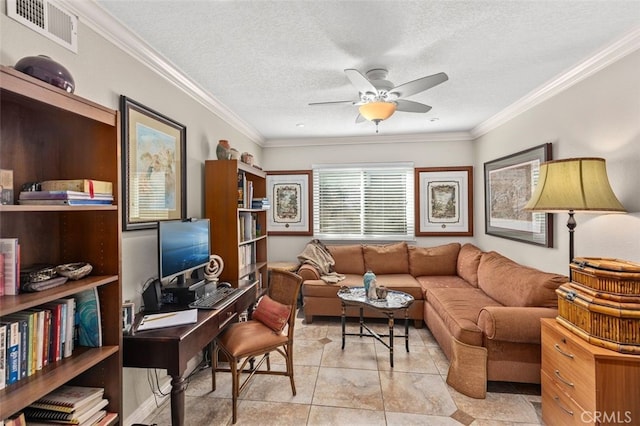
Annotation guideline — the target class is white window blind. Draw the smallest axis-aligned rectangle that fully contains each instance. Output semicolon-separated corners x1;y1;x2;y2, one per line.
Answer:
313;163;414;240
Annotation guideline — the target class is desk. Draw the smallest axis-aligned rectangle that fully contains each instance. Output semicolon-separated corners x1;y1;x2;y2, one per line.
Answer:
123;280;258;426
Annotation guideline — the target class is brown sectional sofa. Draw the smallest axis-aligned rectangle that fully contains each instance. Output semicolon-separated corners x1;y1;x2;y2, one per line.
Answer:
298;241;568;396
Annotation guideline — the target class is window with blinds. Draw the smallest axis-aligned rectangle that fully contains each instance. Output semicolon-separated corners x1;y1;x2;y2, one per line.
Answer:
312;163;414;240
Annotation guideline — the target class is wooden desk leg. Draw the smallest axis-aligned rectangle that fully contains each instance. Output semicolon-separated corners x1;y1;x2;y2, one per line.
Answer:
341;302;346;350
170;374;187;426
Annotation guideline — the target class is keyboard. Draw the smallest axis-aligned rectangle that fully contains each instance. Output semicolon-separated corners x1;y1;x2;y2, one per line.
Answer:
189;286;243;310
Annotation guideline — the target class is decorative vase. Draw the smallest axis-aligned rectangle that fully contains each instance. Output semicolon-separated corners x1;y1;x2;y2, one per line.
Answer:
363;270;376;296
14;55;75;93
216;140;231;160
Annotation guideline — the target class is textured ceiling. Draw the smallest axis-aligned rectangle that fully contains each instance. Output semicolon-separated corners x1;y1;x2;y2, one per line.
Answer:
95;1;640;143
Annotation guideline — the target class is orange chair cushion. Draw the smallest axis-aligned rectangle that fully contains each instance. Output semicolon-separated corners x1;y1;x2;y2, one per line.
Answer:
253;295;291;332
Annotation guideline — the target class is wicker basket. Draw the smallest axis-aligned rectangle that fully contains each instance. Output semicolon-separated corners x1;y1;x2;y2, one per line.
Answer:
556;283;640;354
570;257;640;302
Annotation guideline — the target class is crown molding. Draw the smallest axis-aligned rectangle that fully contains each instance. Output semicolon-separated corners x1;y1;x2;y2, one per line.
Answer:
263;131;474;148
64;0;265;146
471;27;640;139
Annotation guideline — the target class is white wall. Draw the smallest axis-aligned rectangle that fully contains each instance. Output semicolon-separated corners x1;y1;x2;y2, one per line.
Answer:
263;138;476;261
473;49;640;274
1;10;262;423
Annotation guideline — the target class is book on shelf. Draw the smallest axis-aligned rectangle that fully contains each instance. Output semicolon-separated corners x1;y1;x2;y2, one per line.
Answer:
28;385;105;414
2;320;20;385
24;308;45;370
237;171;246;207
19;199;113;206
74;287;102;347
1;314;29;379
54;297;76;358
0;323;6;389
0;252;4;296
40;179;113;195
0;238;19;295
40;302;64;362
4;310;37;376
25;398;108;425
18;191;113;201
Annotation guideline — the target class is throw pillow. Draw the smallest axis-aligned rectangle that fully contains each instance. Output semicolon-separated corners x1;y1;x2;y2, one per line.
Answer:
253;295;292;333
408;243;461;276
477;251;568;307
363;242;409;274
328;244;365;274
457;243;483;287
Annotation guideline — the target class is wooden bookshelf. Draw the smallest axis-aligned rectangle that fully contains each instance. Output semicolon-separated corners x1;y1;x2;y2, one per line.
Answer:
204;160;268;289
0;65;121;422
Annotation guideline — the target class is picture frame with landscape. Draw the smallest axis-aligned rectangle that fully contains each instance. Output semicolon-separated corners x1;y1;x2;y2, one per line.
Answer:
415;166;473;236
484;143;553;246
121;96;187;231
266;171;312;235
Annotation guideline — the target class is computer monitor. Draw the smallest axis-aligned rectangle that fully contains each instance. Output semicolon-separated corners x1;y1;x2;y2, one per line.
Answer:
157;218;211;287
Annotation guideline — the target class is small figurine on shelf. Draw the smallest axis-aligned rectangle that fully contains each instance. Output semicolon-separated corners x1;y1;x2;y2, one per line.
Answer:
241;152;254;166
216;139;231;160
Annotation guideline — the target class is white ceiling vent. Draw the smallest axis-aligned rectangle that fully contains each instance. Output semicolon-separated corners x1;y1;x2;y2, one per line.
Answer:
7;0;78;53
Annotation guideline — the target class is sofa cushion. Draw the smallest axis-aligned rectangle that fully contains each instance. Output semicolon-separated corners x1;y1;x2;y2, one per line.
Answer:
408;243;460;277
426;287;502;347
416;276;474;295
477;251;568;308
457;243;483;287
328;244;365;275
363;242;409;274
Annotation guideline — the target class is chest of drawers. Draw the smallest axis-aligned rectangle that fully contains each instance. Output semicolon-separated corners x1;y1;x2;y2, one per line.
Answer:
541;318;640;426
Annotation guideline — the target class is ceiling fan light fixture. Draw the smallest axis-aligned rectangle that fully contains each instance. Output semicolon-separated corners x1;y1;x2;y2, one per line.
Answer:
358;101;397;122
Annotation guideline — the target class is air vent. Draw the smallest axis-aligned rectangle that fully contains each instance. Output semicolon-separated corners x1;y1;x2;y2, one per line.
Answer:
7;0;78;53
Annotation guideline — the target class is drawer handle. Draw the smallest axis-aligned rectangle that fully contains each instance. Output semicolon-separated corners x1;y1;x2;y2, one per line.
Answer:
553;396;574;416
554;343;575;359
554;369;575;387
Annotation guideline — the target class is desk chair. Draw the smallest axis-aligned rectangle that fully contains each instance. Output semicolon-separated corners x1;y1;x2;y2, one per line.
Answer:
212;270;303;424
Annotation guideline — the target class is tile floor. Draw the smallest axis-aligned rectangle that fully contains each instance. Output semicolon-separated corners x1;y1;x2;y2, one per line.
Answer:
141;310;543;425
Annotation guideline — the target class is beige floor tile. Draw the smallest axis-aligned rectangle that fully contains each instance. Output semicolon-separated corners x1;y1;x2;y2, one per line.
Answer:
379;370;457;416
234;400;311;425
307;405;387;426
243;365;319;404
269;338;326;367
451;388;540;424
320;340;379;370
312;367;384;410
374;343;440;374
386;411;465;425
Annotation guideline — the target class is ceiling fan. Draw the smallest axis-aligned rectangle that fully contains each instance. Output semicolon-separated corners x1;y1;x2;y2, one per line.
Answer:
309;68;448;132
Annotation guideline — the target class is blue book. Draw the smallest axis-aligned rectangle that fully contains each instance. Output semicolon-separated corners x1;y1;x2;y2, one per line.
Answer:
75;288;102;347
3;320;20;384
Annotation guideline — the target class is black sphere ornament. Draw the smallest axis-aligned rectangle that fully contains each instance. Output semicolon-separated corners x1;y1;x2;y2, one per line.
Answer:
14;55;75;93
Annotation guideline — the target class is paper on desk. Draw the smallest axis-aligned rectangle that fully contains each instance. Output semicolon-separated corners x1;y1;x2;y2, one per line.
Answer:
137;309;198;331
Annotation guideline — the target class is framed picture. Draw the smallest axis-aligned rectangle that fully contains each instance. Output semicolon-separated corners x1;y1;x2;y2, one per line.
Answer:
121;96;187;231
122;302;135;335
484;143;553;247
415;166;473;236
266;170;312;235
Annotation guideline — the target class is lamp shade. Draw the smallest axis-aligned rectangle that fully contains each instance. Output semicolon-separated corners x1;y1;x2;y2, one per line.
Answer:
524;157;626;213
359;101;397;122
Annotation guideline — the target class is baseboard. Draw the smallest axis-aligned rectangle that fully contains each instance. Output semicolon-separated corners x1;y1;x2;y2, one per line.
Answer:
123;379;171;426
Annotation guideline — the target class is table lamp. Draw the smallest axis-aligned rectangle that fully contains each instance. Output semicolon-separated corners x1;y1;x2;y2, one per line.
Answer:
523;157;626;264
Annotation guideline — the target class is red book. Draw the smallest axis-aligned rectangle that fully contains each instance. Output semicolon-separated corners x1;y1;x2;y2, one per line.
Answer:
41;302;63;362
0;252;4;296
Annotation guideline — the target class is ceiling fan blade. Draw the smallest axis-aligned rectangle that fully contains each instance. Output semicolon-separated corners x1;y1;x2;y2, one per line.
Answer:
355;114;366;123
344;69;378;95
309;100;356;106
395;99;432;113
390;72;448;99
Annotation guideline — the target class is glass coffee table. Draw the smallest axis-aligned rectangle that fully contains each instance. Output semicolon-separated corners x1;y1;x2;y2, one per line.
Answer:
337;286;415;367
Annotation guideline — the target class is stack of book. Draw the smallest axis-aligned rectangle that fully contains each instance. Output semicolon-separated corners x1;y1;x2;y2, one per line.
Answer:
251;197;270;209
18;179;113;206
23;385;110;426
